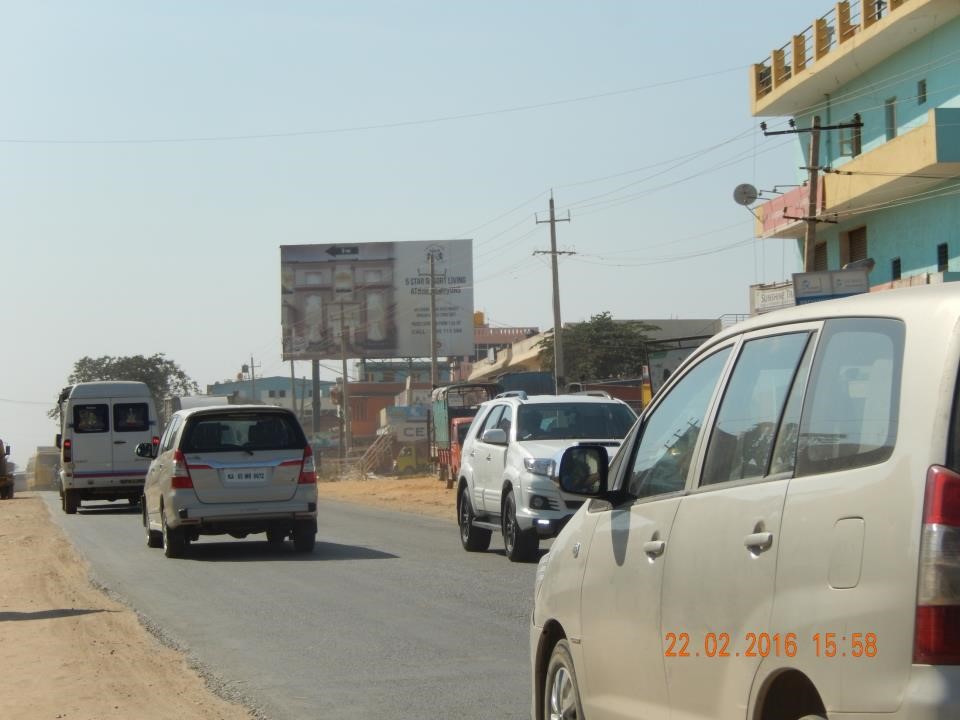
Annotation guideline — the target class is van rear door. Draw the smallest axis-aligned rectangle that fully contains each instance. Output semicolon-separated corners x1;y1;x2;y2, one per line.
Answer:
111;399;154;478
70;401;113;479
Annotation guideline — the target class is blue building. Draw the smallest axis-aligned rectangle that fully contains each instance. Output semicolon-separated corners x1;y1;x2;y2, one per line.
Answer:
207;376;335;413
752;0;960;289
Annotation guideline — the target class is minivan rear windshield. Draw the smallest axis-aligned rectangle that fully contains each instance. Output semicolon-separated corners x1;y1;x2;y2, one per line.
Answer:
181;413;306;453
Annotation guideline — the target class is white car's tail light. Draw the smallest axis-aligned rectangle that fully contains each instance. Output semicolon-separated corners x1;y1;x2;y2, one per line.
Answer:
170;449;194;490
298;445;317;485
915;464;960;664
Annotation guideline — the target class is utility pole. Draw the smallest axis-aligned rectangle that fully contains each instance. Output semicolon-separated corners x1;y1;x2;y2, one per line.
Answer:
428;251;439;388
311;362;320;435
535;192;573;393
761;115;860;271
804;116;822;272
289;360;297;415
339;302;351;456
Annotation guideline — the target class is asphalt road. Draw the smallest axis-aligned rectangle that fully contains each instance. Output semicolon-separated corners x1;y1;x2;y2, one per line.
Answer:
41;492;544;720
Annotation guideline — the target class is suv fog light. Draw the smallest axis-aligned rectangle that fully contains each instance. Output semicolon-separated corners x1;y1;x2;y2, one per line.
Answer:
536;519;552;527
530;494;550;510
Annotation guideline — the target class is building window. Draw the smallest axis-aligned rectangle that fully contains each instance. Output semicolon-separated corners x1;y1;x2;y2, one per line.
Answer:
814;243;828;271
938;243;949;272
892;257;901;280
268;390;277;398
839;115;862;157
278;390;286;398
848;227;867;263
885;98;897;141
918;79;927;105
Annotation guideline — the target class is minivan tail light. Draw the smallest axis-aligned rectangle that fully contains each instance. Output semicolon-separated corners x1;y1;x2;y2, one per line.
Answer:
63;438;72;463
299;445;317;485
171;449;194;490
152;435;160;449
915;465;960;664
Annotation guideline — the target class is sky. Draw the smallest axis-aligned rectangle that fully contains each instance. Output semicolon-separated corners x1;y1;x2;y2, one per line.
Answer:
0;1;819;468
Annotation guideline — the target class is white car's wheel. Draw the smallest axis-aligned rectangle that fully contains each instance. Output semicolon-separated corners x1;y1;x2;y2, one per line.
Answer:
544;640;583;720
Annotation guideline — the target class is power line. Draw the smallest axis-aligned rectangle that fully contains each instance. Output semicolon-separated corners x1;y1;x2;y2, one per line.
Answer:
1;65;748;146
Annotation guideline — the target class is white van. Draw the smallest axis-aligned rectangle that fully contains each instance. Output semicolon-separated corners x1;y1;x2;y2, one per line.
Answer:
57;381;158;514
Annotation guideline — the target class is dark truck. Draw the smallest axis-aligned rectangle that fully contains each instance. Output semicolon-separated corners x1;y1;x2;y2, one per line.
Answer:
430;382;501;488
0;439;13;499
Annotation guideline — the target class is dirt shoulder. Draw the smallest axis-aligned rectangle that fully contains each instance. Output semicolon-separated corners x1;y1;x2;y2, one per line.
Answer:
0;495;253;720
0;475;453;720
316;472;457;521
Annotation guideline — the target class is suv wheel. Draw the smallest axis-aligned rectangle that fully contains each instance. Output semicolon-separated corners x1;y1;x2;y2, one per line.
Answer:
458;489;491;552
63;489;79;515
143;500;162;548
161;510;188;558
292;520;316;553
502;491;538;562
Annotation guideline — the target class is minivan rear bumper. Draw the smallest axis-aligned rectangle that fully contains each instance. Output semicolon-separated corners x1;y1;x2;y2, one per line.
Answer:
167;490;317;530
832;665;960;719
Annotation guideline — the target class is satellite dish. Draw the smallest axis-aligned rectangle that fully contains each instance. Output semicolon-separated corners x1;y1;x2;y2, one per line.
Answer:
733;183;759;206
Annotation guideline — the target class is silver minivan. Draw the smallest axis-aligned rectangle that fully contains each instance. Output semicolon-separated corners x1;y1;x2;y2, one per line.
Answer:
137;405;318;558
531;283;960;720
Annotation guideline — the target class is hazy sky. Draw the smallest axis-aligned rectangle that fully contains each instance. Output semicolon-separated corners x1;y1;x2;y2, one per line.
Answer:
1;1;816;467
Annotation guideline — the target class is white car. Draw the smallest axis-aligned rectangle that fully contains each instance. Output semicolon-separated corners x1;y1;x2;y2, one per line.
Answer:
531;283;960;720
136;405;318;558
457;392;635;562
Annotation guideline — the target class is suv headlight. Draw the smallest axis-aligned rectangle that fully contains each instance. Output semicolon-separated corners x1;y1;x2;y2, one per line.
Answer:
524;457;555;477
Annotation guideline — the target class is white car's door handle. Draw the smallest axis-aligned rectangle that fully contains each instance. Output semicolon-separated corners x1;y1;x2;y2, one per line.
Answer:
643;540;665;557
744;532;773;552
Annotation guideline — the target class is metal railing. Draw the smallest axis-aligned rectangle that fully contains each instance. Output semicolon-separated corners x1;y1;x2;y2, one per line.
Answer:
755;1;904;100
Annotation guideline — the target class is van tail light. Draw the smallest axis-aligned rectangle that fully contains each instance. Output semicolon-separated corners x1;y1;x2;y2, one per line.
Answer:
915;465;960;664
63;438;72;463
299;445;317;485
170;450;194;490
152;435;160;449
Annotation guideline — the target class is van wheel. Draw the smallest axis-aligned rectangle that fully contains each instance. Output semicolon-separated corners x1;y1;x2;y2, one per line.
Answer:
144;501;162;548
502;491;538;562
162;511;188;558
64;489;79;515
544;640;584;720
458;489;491;552
292;521;315;553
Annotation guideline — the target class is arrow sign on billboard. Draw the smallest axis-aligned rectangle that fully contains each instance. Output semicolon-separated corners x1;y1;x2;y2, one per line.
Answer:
326;245;359;258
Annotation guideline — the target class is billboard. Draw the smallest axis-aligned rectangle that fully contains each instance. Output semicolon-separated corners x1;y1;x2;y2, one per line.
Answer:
281;240;474;360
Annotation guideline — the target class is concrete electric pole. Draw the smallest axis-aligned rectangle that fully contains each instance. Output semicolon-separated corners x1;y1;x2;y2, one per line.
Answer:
535;192;573;392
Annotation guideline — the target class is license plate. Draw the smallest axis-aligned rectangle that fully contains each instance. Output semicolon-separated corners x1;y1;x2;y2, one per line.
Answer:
222;470;268;483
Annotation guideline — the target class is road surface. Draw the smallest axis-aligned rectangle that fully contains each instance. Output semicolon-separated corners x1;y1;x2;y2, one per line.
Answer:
42;493;544;720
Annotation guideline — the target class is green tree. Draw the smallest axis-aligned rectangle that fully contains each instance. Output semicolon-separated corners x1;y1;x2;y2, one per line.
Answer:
49;353;199;420
538;312;660;386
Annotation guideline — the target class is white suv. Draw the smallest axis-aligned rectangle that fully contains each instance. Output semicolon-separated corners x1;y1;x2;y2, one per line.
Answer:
136;406;318;558
457;392;635;562
532;283;960;720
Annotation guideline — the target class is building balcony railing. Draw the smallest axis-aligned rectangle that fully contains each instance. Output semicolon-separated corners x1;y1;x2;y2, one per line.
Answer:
750;0;959;116
754;183;824;239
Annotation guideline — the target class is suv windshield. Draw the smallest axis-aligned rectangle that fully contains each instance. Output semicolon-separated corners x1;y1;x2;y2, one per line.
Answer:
516;402;635;441
181;412;306;453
